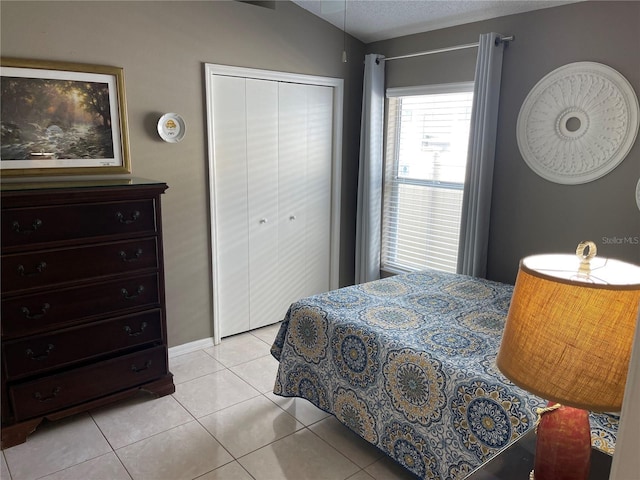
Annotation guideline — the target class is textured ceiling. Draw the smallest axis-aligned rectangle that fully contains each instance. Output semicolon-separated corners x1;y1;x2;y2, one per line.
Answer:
290;0;581;43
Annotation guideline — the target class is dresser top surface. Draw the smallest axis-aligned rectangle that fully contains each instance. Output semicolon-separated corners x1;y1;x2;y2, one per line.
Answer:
0;177;165;193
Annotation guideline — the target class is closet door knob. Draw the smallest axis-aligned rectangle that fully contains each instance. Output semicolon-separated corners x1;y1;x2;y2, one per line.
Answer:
259;218;268;224
289;215;296;221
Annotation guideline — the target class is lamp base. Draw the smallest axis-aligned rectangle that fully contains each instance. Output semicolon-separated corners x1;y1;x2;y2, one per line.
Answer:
532;402;591;480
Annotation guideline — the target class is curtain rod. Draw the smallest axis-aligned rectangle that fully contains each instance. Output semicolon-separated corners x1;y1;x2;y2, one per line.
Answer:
379;35;514;63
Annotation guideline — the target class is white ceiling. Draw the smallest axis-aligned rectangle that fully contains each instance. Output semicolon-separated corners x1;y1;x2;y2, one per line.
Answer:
290;0;581;43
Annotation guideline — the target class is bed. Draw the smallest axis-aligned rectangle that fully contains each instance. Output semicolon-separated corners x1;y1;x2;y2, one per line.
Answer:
270;269;618;479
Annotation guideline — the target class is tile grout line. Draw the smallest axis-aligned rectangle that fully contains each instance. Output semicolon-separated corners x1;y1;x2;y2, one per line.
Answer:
179;339;335;479
7;324;358;480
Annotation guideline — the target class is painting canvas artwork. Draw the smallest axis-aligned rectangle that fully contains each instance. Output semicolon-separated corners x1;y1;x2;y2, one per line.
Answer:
0;58;131;176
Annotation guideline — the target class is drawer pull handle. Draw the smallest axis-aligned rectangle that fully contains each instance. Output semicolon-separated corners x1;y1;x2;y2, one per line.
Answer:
12;219;43;235
21;303;50;320
17;262;47;277
124;322;148;337
121;285;145;300
116;211;141;224
26;344;55;361
119;248;143;263
131;360;152;373
33;387;61;402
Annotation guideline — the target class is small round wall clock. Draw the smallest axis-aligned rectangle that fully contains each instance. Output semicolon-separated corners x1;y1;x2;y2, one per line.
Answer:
517;62;639;184
157;113;186;143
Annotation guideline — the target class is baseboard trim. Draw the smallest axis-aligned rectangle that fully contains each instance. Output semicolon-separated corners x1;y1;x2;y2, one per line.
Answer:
168;337;215;358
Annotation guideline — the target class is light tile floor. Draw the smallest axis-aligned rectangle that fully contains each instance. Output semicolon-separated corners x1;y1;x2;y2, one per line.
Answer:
1;323;418;480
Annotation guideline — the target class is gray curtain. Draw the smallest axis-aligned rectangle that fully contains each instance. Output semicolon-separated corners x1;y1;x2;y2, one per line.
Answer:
457;33;506;278
355;54;385;284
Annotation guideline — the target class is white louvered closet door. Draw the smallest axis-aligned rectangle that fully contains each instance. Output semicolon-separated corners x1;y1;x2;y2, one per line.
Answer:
211;74;334;338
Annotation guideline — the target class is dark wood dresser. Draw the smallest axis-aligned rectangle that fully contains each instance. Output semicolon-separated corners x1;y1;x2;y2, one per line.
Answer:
1;178;175;448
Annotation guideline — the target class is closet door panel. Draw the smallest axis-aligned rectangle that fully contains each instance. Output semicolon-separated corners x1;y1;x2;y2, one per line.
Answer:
305;85;333;297
278;83;308;312
212;76;250;337
246;79;281;329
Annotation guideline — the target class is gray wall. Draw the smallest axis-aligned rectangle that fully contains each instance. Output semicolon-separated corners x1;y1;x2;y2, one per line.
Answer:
2;1;639;348
0;0;365;347
369;1;640;284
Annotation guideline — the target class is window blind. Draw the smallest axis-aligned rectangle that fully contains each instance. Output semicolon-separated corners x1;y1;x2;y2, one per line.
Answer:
382;84;474;273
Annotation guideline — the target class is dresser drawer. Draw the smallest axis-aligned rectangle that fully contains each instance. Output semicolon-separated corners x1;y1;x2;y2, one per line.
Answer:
2;237;158;294
3;309;164;379
9;346;168;421
2;200;158;250
2;273;160;338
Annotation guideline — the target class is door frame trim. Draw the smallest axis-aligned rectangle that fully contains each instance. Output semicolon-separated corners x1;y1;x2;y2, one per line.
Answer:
204;63;343;344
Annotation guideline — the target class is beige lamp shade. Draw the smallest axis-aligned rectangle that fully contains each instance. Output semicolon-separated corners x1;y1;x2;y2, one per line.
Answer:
496;252;640;412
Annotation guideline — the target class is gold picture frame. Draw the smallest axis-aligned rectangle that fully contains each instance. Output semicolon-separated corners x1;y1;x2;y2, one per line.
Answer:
0;58;131;176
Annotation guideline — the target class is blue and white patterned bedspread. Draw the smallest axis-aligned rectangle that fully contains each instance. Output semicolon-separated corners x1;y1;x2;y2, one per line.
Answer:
270;269;617;479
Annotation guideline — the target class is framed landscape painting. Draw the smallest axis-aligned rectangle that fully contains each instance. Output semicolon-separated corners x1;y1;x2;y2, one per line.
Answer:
0;58;131;176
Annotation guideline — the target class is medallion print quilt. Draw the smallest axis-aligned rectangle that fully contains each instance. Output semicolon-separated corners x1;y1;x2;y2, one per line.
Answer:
271;269;618;479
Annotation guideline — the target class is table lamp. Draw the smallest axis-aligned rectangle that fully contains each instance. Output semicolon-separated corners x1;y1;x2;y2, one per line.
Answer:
496;241;640;480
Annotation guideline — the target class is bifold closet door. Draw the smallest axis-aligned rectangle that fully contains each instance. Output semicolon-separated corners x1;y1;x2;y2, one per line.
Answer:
213;76;281;336
277;82;333;314
305;84;333;297
212;75;334;337
277;83;308;314
211;75;251;337
246;79;280;330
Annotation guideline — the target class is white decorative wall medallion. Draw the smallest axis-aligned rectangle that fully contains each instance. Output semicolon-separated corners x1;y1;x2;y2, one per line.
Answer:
517;62;639;184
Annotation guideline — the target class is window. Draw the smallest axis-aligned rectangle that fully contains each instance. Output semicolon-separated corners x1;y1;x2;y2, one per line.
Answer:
382;83;474;273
